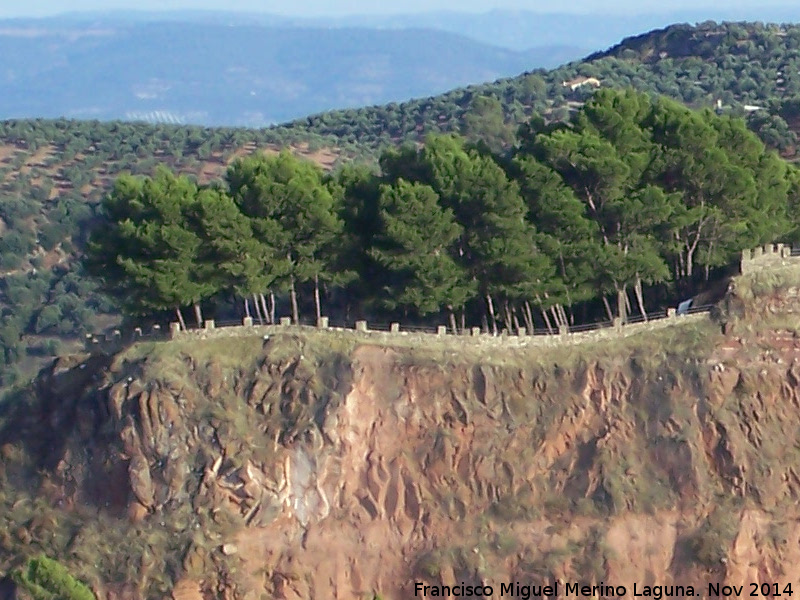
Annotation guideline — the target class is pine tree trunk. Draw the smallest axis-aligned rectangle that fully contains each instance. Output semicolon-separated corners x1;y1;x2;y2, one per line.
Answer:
449;309;458;335
481;313;489;333
267;292;276;324
486;295;498;335
686;246;696;278
634;277;647;321
616;288;626;324
252;294;264;324
530;297;548;333
244;297;251;319
290;276;299;324
523;300;535;332
175;307;187;331
260;293;270;325
460;310;466;334
511;304;521;334
314;274;321;323
550;305;562;328
557;304;570;328
541;307;554;333
602;296;615;322
503;300;513;333
193;303;203;328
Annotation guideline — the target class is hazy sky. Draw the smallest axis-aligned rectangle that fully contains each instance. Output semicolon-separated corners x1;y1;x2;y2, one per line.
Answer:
2;0;798;18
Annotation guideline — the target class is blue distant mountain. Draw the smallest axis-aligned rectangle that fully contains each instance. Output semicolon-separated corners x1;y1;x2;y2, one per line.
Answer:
0;18;586;126
5;8;798;127
43;7;800;50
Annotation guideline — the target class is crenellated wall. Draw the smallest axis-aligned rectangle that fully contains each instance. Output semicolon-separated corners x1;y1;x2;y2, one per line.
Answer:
739;243;799;274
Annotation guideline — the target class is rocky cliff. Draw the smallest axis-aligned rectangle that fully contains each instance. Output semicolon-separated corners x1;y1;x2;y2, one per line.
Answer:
2;267;800;600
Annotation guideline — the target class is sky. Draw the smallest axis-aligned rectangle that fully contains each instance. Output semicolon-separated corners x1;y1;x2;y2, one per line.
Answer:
2;0;798;19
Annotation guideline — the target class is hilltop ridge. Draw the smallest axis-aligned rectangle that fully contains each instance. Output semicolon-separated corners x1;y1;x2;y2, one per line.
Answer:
279;20;800;154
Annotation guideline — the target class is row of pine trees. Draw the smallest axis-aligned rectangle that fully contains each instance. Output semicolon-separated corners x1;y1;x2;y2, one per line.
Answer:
86;89;800;332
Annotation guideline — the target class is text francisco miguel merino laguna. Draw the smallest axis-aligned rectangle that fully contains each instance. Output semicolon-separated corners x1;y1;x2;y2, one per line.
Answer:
414;582;699;598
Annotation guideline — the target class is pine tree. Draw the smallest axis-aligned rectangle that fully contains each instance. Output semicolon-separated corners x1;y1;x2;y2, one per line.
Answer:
191;187;284;322
86;168;216;328
514;155;599;326
371;180;473;331
417;135;555;332
335;164;384;315
646;96;791;280
227;152;344;323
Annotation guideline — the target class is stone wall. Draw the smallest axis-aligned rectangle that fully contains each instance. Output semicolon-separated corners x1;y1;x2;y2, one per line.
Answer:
740;243;799;274
167;311;710;350
84;244;800;355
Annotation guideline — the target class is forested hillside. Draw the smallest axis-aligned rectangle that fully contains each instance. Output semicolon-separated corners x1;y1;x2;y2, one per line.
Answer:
285;21;800;155
3;20;800;387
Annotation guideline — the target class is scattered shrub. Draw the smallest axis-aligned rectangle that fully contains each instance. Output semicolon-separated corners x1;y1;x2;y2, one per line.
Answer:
13;555;96;600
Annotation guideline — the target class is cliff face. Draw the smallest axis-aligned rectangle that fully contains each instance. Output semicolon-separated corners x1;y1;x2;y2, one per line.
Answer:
3;270;800;600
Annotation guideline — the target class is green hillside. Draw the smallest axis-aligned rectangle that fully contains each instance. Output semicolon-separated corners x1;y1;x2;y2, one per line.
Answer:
282;21;800;156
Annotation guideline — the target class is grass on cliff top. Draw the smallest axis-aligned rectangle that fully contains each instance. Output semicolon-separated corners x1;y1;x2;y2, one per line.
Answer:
114;314;722;382
112;335;268;385
721;264;800;338
381;317;721;374
735;264;800;300
121;335;265;367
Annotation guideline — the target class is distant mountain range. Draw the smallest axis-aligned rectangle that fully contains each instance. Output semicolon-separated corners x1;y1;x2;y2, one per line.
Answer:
3;8;800;127
41;7;800;50
0;18;586;127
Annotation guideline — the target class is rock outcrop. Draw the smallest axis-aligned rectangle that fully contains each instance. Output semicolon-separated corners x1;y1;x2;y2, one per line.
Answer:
3;274;800;599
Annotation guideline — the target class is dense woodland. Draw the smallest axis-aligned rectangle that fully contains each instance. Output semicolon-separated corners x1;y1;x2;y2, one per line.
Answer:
87;90;800;339
285;21;800;155
3;20;800;385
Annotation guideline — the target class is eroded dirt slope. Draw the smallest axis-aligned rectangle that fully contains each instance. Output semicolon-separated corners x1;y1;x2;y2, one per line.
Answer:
2;271;800;599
